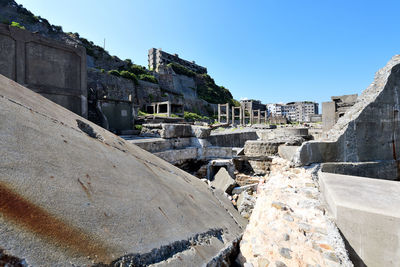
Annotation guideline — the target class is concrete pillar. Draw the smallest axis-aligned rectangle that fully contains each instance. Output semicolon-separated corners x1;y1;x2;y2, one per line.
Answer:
240;107;243;125
167;102;171;117
226;103;230;124
257;109;261;124
265;111;268;124
218;104;221;123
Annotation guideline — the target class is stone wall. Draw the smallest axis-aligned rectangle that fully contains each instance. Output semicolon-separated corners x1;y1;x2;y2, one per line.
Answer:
0;24;87;117
87;69;135;130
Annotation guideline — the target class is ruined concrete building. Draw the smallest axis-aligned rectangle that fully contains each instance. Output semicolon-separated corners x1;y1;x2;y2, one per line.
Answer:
240;99;267;112
148;48;207;74
322;94;358;132
0;24;87;117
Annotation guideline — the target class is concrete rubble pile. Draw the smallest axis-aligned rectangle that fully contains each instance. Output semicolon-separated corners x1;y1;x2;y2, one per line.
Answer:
239;158;352;267
0;74;245;266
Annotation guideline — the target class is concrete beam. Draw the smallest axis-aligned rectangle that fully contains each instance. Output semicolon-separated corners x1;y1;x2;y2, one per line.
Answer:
319;171;400;266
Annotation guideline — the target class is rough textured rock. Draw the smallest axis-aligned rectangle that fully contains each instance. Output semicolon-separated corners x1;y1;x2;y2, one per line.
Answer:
0;75;244;266
236;191;256;219
211;167;236;194
294;55;400;175
244;140;284;157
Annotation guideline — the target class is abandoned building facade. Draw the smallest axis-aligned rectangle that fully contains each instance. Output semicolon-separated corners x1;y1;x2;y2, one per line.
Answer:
267;101;319;122
148;47;207;74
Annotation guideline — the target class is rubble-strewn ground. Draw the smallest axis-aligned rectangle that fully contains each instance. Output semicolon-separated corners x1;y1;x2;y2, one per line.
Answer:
239;158;353;267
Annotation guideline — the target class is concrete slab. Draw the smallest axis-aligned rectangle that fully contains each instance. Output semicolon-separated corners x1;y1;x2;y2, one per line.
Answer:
211;168;236;194
319;171;400;266
0;75;244;266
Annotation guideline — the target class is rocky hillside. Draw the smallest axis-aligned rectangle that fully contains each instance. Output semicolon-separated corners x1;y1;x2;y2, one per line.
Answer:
0;0;238;118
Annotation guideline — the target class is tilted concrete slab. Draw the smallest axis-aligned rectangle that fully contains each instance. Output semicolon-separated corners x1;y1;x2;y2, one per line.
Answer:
295;56;400;175
0;75;244;266
319;171;400;266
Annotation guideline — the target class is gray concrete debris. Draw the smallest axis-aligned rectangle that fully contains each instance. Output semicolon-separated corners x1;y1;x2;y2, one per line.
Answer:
0;74;244;266
160;123;193;139
211;167;237;194
207;159;236;180
191;125;212;139
231;183;258;195
236;191;256;219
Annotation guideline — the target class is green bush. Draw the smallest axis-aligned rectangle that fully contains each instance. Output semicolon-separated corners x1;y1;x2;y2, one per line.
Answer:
128;64;148;76
119;70;138;84
139;74;158;84
167;63;196;77
108;70;120;77
138;110;148;116
10;21;25;30
134;125;142;131
196;74;235;105
184;111;210;122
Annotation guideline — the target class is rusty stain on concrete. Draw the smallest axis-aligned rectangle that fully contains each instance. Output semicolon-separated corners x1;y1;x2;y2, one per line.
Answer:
0;182;114;264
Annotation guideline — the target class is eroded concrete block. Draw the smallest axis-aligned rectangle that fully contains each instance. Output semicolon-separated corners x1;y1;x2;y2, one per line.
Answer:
244;140;283;157
160;123;193;139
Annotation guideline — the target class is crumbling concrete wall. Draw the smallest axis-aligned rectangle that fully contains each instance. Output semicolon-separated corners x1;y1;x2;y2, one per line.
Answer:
295;56;400;179
0;24;87;117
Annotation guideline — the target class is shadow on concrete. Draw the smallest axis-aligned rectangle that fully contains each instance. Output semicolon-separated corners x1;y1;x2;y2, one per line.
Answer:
339;229;367;267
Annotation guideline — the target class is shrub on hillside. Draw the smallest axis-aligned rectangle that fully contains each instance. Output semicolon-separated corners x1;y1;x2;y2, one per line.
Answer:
10;21;25;29
108;70;120;77
119;70;138;85
139;74;158;84
184;111;210;122
167;63;196;77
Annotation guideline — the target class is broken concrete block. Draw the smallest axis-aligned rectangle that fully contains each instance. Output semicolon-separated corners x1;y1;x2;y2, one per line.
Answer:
231;183;258;195
191;126;212;139
0;75;244;266
160;123;193;138
211;167;236;194
236;191;256;219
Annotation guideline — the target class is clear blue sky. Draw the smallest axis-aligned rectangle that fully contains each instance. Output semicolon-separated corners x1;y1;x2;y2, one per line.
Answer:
17;0;400;109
